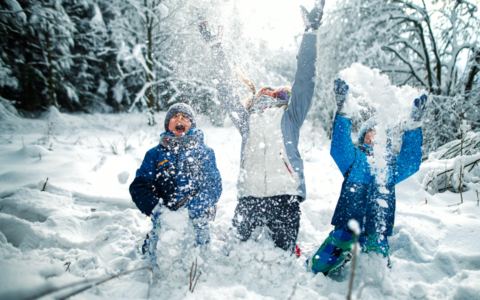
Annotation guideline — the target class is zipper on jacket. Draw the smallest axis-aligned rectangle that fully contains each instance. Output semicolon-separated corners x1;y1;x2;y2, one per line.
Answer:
175;150;179;203
263;130;267;194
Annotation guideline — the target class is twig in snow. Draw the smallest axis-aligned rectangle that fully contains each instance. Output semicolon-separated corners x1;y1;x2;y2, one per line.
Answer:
16;266;150;300
189;257;202;293
0;206;3;212
425;179;438;193
447;203;462;207
108;139;120;155
191;271;202;293
425;198;427;205
189;261;194;291
42;178;49;191
286;281;297;300
64;262;71;272
347;231;359;300
57;267;150;300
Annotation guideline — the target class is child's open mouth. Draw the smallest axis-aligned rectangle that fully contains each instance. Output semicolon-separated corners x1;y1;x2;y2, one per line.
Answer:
175;124;186;134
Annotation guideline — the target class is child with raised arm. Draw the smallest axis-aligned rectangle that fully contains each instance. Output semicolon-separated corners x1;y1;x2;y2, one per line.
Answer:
198;1;325;253
310;79;426;275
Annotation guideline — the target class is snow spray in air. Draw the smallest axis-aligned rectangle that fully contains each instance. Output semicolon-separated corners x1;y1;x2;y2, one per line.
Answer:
339;63;424;186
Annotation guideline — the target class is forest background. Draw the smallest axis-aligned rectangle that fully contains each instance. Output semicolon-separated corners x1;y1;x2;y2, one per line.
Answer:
1;0;479;156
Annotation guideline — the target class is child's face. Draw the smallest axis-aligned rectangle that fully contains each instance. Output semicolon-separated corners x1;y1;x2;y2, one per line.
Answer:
168;113;192;137
364;130;376;146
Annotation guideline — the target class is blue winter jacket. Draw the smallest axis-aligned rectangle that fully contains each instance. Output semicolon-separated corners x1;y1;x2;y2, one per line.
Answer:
330;114;422;236
129;128;222;219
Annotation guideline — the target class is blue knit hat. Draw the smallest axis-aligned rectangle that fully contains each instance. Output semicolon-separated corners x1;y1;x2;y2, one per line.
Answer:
164;103;197;132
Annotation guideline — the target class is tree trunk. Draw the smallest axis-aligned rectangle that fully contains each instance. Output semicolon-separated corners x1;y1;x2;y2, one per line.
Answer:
146;0;155;110
46;22;57;108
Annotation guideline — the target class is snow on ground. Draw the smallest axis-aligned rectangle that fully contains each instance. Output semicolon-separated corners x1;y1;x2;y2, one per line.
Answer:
1;102;480;300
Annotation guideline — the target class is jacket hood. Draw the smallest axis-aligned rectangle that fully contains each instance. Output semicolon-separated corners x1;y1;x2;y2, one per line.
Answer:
358;117;394;147
358;117;378;144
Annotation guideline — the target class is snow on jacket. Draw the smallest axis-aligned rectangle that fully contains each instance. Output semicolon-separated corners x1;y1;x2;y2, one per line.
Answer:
211;32;317;200
129;128;222;219
330;114;423;236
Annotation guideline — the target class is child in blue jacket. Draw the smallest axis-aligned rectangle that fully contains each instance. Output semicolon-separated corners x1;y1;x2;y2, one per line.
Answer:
310;79;427;275
130;103;222;257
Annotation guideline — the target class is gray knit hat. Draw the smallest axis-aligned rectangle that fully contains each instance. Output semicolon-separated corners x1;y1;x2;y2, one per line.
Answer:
164;103;197;132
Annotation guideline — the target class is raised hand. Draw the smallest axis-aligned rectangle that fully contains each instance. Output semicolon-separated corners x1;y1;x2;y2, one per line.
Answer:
300;0;326;31
411;94;427;122
333;78;349;117
199;21;223;46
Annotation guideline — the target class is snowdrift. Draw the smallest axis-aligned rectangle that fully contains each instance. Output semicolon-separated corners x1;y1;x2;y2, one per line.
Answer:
1;92;480;299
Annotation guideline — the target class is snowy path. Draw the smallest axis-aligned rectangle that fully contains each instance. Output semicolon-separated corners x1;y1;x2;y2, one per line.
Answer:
1;107;479;300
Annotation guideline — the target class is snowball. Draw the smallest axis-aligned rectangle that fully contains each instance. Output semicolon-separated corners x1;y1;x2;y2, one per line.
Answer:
410;282;429;299
381;277;395;296
233;287;247;298
117;171;130;184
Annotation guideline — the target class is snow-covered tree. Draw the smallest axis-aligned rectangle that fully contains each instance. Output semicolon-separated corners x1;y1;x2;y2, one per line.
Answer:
61;0;113;112
0;0;76;110
310;0;396;138
379;0;480;153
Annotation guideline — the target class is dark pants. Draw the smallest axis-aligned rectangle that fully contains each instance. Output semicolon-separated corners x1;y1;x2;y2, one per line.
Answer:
232;195;301;252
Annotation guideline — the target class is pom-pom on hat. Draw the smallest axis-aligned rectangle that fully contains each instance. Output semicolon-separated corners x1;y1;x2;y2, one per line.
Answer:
276;87;292;101
164;103;197;132
255;86;292;101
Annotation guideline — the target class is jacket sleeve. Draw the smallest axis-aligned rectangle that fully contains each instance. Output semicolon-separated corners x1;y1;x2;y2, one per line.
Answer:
211;47;249;139
285;32;317;129
187;147;222;219
394;128;423;184
129;148;160;216
330;114;356;175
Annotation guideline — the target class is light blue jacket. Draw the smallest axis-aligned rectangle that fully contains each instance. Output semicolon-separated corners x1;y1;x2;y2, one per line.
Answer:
211;33;317;200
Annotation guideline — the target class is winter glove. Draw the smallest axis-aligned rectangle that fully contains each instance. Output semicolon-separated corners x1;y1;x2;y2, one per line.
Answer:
412;94;427;122
333;78;349;117
199;21;223;47
300;0;326;31
403;94;427;130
